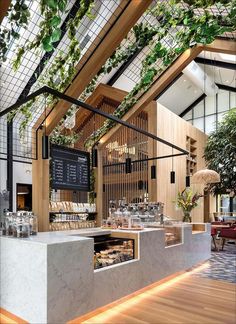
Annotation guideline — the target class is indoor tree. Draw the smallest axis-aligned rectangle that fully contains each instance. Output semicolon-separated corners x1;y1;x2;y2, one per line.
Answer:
204;108;236;212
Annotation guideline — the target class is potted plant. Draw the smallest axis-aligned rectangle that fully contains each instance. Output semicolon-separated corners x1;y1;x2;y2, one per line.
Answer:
176;188;202;222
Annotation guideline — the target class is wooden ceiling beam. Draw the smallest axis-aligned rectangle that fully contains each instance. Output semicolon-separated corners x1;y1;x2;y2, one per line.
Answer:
99;39;236;146
203;38;236;54
0;0;11;23
45;0;152;134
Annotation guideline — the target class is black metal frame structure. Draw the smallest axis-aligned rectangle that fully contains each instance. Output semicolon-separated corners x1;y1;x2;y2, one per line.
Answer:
1;86;189;210
0;86;189;156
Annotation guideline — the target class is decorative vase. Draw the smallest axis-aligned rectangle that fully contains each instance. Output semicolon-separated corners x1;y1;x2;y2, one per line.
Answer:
183;210;192;222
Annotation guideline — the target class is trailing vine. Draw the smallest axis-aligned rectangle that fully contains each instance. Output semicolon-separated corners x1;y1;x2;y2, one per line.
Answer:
8;0;94;138
50;130;80;147
0;0;30;63
80;22;159;102
84;0;235;148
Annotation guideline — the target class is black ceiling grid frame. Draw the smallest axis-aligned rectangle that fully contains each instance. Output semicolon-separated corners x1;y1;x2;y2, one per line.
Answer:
15;0;84;102
3;0;84;211
0;86;189;157
0;0;125;161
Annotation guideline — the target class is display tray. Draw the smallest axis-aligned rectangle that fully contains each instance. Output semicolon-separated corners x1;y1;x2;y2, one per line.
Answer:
120;227;144;231
100;227;143;231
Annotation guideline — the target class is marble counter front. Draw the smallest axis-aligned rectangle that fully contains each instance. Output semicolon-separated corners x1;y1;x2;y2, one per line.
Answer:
0;224;211;323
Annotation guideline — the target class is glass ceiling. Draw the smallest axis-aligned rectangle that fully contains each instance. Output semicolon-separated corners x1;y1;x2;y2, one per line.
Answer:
0;0;122;159
0;0;235;161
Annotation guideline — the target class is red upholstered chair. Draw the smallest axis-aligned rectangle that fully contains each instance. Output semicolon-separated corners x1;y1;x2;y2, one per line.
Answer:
219;227;236;250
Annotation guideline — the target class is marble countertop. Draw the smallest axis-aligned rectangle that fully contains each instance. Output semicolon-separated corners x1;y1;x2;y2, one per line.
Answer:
0;228;111;245
0;224;199;245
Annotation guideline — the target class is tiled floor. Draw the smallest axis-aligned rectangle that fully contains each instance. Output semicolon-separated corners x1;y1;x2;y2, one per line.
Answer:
193;242;236;283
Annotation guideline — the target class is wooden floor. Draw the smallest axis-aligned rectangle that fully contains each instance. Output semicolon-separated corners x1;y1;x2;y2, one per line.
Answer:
1;268;236;324
71;273;236;324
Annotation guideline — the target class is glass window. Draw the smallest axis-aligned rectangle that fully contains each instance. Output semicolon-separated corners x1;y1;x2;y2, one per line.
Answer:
205;96;215;115
230;92;236;109
193;117;204;132
193;101;204;118
183;110;192;120
218;90;229;112
205;114;216;134
217;112;226;124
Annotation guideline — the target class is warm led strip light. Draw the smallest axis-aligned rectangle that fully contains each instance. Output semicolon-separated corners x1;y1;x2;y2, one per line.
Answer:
0;308;28;324
68;262;209;324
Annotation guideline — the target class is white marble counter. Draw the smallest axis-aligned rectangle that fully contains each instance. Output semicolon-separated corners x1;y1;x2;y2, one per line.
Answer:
0;224;211;324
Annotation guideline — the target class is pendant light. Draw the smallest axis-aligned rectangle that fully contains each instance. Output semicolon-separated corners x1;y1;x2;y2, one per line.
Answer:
138;180;144;190
186;175;190;187
170;148;175;184
42;94;49;159
151;139;156;179
91;114;98;168
125;157;132;174
125;131;132;173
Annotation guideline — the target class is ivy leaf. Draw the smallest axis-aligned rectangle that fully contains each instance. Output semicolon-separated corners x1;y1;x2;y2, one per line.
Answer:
42;36;53;52
58;0;67;12
51;28;61;42
183;17;188;25
47;0;58;10
50;16;61;27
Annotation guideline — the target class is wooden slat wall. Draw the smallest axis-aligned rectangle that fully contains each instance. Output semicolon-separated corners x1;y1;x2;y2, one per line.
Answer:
102;111;149;218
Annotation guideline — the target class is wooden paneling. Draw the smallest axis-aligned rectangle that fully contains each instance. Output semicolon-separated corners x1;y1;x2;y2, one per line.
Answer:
44;0;152;134
32;129;49;232
146;101;157;202
155;103;207;222
203;38;236;54
0;0;11;23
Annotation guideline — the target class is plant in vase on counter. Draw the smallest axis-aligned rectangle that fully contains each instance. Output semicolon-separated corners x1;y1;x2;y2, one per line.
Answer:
176;189;202;222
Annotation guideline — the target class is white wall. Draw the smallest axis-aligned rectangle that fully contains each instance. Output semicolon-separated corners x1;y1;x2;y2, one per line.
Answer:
0;160;32;212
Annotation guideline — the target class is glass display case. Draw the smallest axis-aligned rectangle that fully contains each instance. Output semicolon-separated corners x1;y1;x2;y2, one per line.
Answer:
93;235;135;269
164;226;183;247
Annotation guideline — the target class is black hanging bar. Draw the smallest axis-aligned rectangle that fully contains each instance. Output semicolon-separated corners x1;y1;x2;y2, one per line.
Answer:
0;86;188;155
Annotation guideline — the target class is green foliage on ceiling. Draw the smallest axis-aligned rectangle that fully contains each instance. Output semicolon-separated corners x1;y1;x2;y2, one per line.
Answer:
0;0;30;63
6;0;94;140
80;22;159;102
204;108;236;196
3;0;236;147
50;130;80;147
84;0;235;148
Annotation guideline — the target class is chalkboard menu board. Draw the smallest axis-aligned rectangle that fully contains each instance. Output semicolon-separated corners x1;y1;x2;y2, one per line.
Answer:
51;144;90;191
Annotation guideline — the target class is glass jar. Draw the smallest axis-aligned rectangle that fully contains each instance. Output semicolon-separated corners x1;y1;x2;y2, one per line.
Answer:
29;212;38;235
1;213;6;235
14;214;30;238
5;212;14;236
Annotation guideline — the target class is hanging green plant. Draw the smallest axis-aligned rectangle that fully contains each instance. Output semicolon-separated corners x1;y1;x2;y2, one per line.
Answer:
8;0;94;138
50;130;81;147
84;0;235;148
80;22;159;102
0;0;30;63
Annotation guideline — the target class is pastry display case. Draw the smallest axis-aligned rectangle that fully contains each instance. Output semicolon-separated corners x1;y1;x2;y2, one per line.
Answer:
164;226;183;246
93;235;135;269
